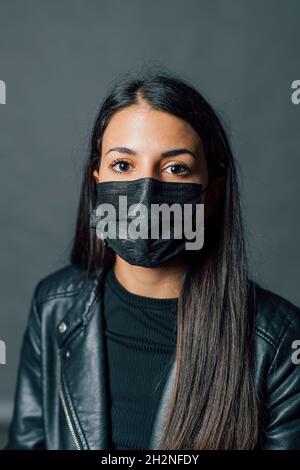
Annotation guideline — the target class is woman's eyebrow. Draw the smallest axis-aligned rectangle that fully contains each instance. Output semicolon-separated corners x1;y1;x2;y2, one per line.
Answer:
105;146;196;158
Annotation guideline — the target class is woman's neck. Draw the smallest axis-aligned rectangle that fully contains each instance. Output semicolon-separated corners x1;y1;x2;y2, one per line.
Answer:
113;254;187;299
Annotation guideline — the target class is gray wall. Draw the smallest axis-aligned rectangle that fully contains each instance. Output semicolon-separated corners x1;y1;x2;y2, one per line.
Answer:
0;0;299;445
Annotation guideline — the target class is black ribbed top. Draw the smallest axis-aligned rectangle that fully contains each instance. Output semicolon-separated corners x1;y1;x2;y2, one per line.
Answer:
102;265;178;450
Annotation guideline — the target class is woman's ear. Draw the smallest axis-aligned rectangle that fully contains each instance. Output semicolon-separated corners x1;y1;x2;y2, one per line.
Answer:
92;169;100;183
203;176;225;219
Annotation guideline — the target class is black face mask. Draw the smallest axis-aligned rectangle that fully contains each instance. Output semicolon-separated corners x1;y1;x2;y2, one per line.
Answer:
90;177;207;268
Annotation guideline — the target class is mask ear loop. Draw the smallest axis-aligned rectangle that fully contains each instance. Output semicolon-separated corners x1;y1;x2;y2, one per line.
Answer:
200;181;211;198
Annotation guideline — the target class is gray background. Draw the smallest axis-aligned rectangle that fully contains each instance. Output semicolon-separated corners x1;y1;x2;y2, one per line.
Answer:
0;0;299;448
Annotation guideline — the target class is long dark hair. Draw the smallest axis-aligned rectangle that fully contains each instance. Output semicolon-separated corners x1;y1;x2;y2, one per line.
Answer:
70;69;261;449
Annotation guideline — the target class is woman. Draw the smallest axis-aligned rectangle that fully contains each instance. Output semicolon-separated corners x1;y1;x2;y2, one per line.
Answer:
6;71;300;450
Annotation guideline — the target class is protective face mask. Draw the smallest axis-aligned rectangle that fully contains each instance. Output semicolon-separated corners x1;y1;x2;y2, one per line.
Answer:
90;177;207;268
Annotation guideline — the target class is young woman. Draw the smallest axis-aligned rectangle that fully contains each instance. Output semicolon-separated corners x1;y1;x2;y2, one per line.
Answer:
6;71;300;450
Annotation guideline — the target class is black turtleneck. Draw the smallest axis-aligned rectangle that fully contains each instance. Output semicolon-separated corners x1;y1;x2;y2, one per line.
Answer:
102;265;178;450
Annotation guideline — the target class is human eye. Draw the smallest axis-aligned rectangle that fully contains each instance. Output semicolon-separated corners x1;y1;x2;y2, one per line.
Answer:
108;157;133;173
162;161;192;177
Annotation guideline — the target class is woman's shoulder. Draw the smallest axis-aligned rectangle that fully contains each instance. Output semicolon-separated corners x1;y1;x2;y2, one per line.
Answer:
32;267;300;350
253;281;300;351
33;263;102;304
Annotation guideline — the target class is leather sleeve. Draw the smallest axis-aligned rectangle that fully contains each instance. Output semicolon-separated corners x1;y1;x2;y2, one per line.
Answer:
261;311;300;449
4;282;45;449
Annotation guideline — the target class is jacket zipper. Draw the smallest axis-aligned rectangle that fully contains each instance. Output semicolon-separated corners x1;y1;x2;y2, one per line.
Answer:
59;386;82;450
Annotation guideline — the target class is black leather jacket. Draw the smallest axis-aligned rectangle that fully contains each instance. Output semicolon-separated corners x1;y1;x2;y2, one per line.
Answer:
5;264;300;450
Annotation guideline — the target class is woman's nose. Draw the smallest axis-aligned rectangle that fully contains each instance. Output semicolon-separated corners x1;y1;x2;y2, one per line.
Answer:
136;160;161;180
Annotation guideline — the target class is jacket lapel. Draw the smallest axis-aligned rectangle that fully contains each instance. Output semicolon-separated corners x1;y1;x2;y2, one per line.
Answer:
56;267;111;449
56;266;176;450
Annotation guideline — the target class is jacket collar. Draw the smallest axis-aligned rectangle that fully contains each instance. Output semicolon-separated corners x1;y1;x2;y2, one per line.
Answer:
56;265;176;450
55;267;105;349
